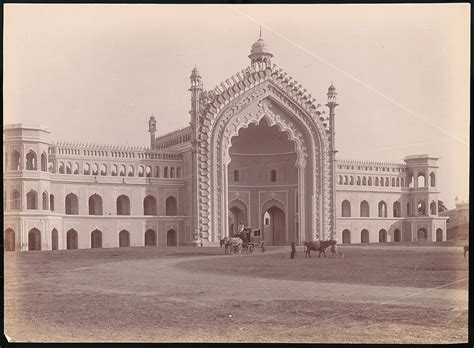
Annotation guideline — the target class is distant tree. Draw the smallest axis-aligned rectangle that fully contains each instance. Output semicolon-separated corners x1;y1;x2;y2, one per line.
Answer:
438;200;448;213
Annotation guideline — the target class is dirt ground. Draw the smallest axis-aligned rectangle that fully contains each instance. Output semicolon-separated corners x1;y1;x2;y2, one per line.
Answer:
3;245;469;343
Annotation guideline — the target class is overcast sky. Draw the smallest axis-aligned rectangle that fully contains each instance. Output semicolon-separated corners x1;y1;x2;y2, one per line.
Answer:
4;4;470;207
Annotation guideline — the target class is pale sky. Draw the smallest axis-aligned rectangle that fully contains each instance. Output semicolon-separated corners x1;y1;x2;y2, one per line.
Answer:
4;4;470;207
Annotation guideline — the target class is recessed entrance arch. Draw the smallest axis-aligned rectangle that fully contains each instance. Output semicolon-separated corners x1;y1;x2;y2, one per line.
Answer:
67;229;78;249
198;80;335;244
167;229;177;246
145;229;157;246
28;228;41;251
51;228;58;250
417;228;428;242
91;229;102;248
119;230;130;247
4;228;15;251
261;199;286;246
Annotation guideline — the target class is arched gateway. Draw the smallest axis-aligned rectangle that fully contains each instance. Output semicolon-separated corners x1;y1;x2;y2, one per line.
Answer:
190;35;337;245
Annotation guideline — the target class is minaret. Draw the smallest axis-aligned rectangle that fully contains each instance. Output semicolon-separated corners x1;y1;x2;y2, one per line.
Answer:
189;66;203;140
189;66;203;244
248;28;274;67
326;83;338;240
148;114;157;148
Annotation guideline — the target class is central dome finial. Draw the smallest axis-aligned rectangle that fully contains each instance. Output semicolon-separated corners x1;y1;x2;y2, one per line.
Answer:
249;27;273;66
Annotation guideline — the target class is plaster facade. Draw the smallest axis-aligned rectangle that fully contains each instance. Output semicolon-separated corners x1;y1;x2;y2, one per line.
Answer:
3;36;447;251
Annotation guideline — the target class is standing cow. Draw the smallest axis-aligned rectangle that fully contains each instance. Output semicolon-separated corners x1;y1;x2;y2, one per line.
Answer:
304;240;337;258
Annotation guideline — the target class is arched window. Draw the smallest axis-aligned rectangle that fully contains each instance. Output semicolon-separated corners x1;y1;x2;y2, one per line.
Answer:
111;164;118;176
378;201;387;218
83;163;90;175
146;166;152;177
344;176;348;185
393;201;401;217
145;229;157;246
26;190;38;209
4;228;16;251
28;228;41;250
271;170;277;182
42;191;49;210
338;175;343;184
170;167;175;178
167;229;177;246
155;167;160;178
41;152;47;171
407;202;411;216
138;166;145;177
100;164;107;176
394;228;401;242
362;177;366;186
11;190;20;210
356;177;361;185
360;200;369;217
436;228;443;242
379;229;387;242
385;177;389;186
119;230;130;247
164;167;169;178
166;196;177;216
144;195;157;215
417;173;426;187
65;193;79;215
429;201;437;215
234;170;240;182
26;150;37;170
73;162;79;174
368;177;372;186
91;230;102;248
66;229;78;249
92;163;99;176
50;194;55;211
361;229;370;243
11;150;20;171
88;194;103;215
349;176;354;185
341;200;351;217
391;178;395;186
417;200;426;216
66;162;72;174
430;172;436;187
375;177;379;186
119;165;126;176
116;195;130;215
51;228;58;250
342;229;351;244
380;177;384;186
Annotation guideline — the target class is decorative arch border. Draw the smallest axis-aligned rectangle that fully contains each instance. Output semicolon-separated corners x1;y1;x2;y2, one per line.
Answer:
197;66;335;243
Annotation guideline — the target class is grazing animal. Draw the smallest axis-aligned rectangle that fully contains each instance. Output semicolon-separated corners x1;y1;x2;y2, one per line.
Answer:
304;239;337;258
290;241;296;260
464;245;469;259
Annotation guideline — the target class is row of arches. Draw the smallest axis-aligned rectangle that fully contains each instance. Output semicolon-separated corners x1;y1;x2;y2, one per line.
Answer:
54;162;181;179
340;227;443;244
337;164;405;173
53;147;182;160
407;172;436;188
341;199;437;218
4;228;178;251
338;175;405;187
65;193;177;216
8;150;48;172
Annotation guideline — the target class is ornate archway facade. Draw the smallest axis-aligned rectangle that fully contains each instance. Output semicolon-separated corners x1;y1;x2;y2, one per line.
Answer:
192;60;337;244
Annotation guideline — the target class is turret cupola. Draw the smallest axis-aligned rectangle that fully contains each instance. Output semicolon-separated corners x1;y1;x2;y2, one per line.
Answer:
249;28;273;66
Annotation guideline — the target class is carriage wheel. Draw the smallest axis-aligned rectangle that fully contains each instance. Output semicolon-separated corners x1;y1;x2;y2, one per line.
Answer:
248;245;254;253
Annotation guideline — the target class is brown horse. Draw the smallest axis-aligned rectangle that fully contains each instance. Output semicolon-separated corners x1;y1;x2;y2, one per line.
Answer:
304;240;337;258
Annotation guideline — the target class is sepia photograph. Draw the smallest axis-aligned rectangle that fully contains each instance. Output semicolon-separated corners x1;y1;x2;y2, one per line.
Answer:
3;3;470;343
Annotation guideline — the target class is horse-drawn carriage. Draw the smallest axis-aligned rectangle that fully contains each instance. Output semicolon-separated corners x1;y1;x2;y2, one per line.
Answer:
221;228;265;254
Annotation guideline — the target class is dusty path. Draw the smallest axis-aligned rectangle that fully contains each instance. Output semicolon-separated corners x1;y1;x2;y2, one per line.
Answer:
4;247;468;343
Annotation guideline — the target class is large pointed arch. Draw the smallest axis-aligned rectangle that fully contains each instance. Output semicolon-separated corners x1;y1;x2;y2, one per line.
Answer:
197;65;335;243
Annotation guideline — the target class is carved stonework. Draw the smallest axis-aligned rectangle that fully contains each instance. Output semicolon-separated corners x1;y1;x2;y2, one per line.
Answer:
196;64;335;242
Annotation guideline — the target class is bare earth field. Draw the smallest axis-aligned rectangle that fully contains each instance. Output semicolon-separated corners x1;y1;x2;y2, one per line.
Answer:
4;244;468;343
